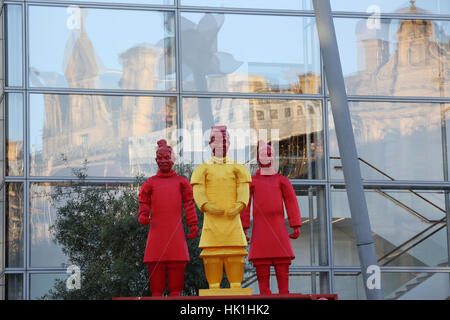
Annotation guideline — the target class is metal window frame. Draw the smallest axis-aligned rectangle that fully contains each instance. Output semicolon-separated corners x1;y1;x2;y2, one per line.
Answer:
1;0;450;300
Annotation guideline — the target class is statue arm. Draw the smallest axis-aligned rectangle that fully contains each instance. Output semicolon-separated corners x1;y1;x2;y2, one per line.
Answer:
240;182;252;229
138;181;152;226
280;176;302;228
235;163;252;209
181;178;199;226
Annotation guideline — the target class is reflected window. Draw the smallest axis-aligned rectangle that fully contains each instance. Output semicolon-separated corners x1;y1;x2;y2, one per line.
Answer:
29;6;175;90
182;98;324;179
181;13;321;94
334;17;450;97
332;187;448;267
29;94;177;177
270;109;278;120
256;110;264;121
285;108;291;118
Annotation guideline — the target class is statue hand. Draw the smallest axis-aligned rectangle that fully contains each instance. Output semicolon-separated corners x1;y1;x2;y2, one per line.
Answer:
289;226;300;239
202;202;225;215
139;216;150;226
187;225;199;239
227;202;245;217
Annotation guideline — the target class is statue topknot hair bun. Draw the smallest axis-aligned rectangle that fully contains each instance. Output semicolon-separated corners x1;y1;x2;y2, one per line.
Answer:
157;139;168;148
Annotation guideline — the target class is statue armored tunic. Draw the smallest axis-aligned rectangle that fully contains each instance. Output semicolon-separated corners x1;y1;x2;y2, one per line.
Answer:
191;156;251;256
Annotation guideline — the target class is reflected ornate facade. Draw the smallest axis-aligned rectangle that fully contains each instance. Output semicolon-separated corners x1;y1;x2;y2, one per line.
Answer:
331;3;450;181
34;14;177;177
348;4;450;97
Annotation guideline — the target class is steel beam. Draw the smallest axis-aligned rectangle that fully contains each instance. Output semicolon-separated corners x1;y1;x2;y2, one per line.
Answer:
312;0;383;299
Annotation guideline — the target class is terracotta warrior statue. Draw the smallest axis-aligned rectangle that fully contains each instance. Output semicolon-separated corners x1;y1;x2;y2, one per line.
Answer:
241;140;302;295
190;125;252;295
138;139;199;296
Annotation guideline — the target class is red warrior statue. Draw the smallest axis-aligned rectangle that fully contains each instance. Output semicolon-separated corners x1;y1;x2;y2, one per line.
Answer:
241;140;302;295
138;139;199;296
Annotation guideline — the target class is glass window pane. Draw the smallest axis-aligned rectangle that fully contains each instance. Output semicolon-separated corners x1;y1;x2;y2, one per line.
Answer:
332;188;448;267
329;102;449;181
5;274;23;300
30;183;68;268
382;272;450;300
46;0;173;4
0;184;4;277
181;13;321;94
245;187;328;267
1;10;5;93
6;4;23;87
331;0;450;15
181;0;313;10
292;188;327;267
6;183;24;268
29;6;175;90
244;271;328;295
335;18;450;97
333;272;366;300
0;98;5;180
6;93;24;176
182;98;324;179
30;273;67;300
334;271;450;300
30;94;177;177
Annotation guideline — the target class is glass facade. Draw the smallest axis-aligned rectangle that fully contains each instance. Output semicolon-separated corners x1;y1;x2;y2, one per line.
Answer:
1;0;450;300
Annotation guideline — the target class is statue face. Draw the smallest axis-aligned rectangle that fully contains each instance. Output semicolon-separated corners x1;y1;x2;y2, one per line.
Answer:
209;129;230;158
156;149;175;173
257;144;274;168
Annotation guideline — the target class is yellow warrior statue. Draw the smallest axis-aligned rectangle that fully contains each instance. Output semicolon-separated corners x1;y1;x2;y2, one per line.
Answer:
191;125;252;295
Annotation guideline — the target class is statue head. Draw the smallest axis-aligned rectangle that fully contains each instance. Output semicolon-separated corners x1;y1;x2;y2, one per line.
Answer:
155;139;175;173
209;125;230;158
257;140;274;169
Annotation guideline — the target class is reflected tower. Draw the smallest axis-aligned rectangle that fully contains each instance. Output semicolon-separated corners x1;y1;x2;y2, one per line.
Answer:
42;9;112;176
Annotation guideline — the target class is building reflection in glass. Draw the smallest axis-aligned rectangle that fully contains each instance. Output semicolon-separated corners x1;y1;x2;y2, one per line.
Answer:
181;13;321;95
182;98;324;179
30;94;177;177
336;2;450;97
29;7;175;91
329;101;450;181
29;8;178;177
29;183;68;268
6;183;24;268
6;93;23;176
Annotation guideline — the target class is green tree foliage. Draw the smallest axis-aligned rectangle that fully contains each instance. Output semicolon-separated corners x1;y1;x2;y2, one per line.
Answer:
42;164;208;300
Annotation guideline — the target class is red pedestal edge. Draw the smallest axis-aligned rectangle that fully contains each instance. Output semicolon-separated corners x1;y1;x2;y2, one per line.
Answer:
112;293;338;300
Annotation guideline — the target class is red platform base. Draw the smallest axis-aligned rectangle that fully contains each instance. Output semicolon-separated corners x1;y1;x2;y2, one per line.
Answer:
113;293;338;300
